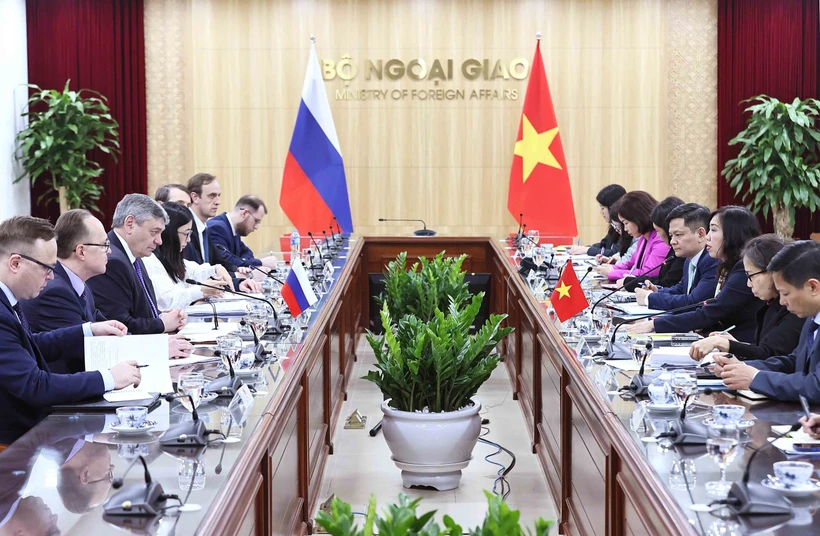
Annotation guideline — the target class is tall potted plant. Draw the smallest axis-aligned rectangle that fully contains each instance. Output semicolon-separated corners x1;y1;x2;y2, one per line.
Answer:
14;81;120;213
721;95;820;238
365;297;512;490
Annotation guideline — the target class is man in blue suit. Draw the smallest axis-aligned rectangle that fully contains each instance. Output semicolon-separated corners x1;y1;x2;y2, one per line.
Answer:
0;216;141;445
636;203;718;310
206;195;278;271
86;194;187;335
715;240;820;402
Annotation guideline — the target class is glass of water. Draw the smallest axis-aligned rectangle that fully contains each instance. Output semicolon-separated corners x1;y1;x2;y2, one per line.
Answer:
177;372;206;414
705;423;740;498
178;459;206;491
216;334;243;369
670;370;698;407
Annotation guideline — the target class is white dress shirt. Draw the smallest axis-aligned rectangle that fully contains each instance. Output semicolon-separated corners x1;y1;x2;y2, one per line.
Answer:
113;230;137;264
190;207;208;261
142;254;217;311
0;280;113;390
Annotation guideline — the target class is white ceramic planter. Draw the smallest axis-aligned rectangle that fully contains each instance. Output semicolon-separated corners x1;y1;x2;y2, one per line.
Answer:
380;398;482;491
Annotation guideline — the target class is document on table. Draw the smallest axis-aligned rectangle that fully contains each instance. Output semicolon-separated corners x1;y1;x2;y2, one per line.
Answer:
613;303;665;316
648;346;697;368
178;322;239;343
186;301;249;316
84;334;173;394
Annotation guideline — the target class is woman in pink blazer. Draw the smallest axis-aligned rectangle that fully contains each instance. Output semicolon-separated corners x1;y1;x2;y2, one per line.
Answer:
594;191;671;282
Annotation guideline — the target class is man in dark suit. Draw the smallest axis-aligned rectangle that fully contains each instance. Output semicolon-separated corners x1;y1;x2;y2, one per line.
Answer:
636;203;718;310
182;174;261;292
21;209;193;367
0;216;141;445
715;240;820;402
87;194;187;335
206;194;278;270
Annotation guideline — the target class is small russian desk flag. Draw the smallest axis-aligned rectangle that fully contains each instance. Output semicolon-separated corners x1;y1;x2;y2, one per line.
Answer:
281;259;318;317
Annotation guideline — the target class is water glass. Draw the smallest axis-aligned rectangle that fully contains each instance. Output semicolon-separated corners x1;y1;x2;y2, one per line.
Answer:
705;423;740;497
245;312;268;338
533;247;547;269
178;459;206;491
177;372;206;413
670;370;698;406
220;412;245;441
261;277;279;298
216;334;243;367
647;378;674;405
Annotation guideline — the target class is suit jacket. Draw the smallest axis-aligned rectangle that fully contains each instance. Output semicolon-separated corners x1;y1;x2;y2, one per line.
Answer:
206;212;261;267
728;300;803;361
86;230;165;335
652;260;762;342
587;233;619;258
748;317;820;403
20;261;106;333
646;250;719;310
608;230;671;281
622;249;685;291
0;292;104;445
183;220;237;272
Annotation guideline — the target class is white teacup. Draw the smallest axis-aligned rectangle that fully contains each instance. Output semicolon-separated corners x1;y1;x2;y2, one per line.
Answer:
116;406;148;428
648;381;673;405
712;404;745;425
773;461;814;488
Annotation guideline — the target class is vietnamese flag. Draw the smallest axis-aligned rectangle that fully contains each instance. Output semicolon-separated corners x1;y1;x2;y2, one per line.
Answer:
549;263;589;322
508;39;577;237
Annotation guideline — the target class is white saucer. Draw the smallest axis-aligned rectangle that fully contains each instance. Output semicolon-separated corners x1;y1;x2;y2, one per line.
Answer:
761;477;820;498
647;403;680;413
703;418;754;430
111;420;157;435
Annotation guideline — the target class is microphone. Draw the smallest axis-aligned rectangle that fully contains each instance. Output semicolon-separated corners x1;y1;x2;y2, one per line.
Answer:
332;216;344;242
311;231;331;260
164;392;199;421
186;279;280;328
204;297;219;330
515;213;524;245
214;244;286;284
104;455;165;516
160;393;208;446
667;391;710;445
240;319;271;361
723;423;798;515
578;266;594;285
206;349;243;398
620;342;658;396
610;298;717;345
378;217;436;237
590;258;669;317
215;434;228;475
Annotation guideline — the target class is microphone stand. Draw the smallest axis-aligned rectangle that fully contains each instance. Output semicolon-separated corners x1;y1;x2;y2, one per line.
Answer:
240;319;271;361
332;216;345;243
187;279;283;335
159;394;208;446
515;212;524;247
578;266;594;285
378;217;436;237
309;231;332;261
205;297;219;330
214;244;286;285
205;350;244;398
104;455;165;516
590;258;669;317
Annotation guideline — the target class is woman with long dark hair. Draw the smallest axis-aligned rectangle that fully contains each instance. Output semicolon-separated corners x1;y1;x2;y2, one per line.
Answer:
143;202;228;310
594;191;670;282
689;234;803;361
569;184;626;256
628;205;763;342
622;196;685;291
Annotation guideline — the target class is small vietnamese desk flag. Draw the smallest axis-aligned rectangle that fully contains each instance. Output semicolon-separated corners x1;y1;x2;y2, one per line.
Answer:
282;259;318;317
508;38;577;237
280;37;354;235
549;263;589;323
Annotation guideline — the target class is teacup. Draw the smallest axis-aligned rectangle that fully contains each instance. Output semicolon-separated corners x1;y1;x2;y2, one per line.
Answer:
648;381;673;405
773;461;814;488
712;404;745;426
116;406;148;428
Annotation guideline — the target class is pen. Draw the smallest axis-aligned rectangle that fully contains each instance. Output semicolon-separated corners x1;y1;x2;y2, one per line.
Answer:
718;325;736;335
800;395;818;434
136;364;150;368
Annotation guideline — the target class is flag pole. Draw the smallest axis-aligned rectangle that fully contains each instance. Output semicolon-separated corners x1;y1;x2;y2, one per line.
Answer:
536;31;541;41
310;34;315;44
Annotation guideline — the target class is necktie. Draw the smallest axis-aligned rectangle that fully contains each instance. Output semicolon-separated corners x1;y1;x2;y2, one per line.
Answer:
12;303;31;337
79;287;91;320
202;228;210;263
685;259;697;294
134;260;160;318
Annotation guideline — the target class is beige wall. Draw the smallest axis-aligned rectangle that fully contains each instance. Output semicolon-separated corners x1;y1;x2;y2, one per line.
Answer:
145;0;717;254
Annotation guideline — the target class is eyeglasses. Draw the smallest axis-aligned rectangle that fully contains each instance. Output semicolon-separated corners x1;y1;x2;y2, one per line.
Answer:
178;230;193;239
14;253;56;276
81;240;111;251
243;209;262;225
746;269;766;281
87;465;114;484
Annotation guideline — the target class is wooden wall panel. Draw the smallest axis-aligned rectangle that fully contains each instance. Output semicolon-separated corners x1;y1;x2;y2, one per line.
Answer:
145;0;719;252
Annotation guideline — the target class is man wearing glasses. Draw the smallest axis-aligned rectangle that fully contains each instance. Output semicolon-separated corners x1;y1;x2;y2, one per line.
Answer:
0;216;141;445
21;209;193;367
206;195;278;273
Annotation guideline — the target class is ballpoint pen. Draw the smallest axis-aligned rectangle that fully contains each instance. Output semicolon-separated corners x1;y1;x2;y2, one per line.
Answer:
718;325;736;335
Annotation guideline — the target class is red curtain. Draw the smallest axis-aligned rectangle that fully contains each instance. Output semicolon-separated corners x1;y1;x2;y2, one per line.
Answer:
718;0;820;237
25;0;146;224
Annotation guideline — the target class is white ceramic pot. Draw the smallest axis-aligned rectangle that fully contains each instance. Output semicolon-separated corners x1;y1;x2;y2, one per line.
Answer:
380;398;482;491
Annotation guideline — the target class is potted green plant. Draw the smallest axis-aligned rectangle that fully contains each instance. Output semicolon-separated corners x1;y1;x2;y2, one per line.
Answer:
315;491;553;536
721;95;820;238
364;296;512;490
14;80;120;213
376;251;472;323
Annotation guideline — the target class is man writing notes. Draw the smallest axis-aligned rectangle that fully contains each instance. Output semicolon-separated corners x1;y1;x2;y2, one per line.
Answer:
635;203;718;310
87;194;187;335
0;216;140;444
206;195;278;270
714;241;820;403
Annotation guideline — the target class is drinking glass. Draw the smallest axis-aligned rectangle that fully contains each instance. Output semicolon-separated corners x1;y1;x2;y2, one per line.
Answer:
527;229;540;245
533;247;546;269
261;277;279;298
245;311;268;338
178;459;206;491
216;334;243;369
177;372;206;414
705;423;740;497
220;412;244;443
670;370;698;406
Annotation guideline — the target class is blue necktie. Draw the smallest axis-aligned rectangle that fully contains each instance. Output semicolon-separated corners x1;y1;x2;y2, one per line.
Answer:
202;228;210;263
12;303;31;336
78;287;90;320
134;260;160;318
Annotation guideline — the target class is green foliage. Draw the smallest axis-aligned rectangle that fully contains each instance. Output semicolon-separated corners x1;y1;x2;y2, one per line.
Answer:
721;95;820;225
314;492;553;536
14;80;120;211
376;252;472;322
364;296;513;413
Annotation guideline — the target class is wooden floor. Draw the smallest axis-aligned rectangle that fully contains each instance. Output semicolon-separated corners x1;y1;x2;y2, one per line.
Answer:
315;339;557;533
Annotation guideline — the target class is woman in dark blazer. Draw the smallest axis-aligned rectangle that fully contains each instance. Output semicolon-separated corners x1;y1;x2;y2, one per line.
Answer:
569;184;626;256
628;205;763;343
622;196;685;291
689;234;803;361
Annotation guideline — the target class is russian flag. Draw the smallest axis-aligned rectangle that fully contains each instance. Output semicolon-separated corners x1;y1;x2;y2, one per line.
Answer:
281;259;318;317
280;38;354;235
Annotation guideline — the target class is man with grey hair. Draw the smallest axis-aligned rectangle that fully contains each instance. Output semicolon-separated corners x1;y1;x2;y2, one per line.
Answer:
87;194;187;334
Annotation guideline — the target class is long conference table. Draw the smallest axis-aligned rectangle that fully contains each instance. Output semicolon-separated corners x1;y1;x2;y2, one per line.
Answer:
3;236;817;535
